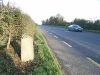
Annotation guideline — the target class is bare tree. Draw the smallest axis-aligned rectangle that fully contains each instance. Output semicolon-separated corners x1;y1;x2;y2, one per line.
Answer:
1;3;22;49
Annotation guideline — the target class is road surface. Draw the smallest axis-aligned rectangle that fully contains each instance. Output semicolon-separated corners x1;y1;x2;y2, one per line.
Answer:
40;25;100;75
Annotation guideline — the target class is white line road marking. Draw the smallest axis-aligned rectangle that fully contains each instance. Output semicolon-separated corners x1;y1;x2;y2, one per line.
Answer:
62;41;72;47
54;35;58;38
65;64;71;68
87;57;100;68
65;31;69;32
49;33;52;34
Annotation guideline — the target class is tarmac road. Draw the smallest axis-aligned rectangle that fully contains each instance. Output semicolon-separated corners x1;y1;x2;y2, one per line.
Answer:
40;25;100;75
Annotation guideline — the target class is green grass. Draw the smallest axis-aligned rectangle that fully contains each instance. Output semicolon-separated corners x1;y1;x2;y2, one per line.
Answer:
22;14;36;37
33;28;64;75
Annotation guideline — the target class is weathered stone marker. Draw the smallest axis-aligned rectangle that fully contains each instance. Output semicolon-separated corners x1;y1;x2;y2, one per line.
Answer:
21;35;34;62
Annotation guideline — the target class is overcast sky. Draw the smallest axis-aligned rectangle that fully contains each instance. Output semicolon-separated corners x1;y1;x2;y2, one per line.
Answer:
4;0;100;24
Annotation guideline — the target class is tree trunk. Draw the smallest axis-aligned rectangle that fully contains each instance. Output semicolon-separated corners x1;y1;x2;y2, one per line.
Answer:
7;33;11;49
21;35;34;62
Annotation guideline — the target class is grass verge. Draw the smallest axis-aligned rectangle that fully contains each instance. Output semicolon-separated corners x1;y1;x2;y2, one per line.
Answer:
33;27;64;75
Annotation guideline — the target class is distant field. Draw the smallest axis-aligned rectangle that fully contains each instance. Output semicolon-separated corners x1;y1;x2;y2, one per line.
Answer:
85;30;100;33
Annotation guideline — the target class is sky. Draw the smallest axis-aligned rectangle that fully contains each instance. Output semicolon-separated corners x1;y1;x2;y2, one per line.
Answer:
3;0;100;24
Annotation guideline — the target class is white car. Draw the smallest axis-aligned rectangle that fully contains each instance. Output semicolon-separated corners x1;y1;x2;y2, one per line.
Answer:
68;24;83;32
